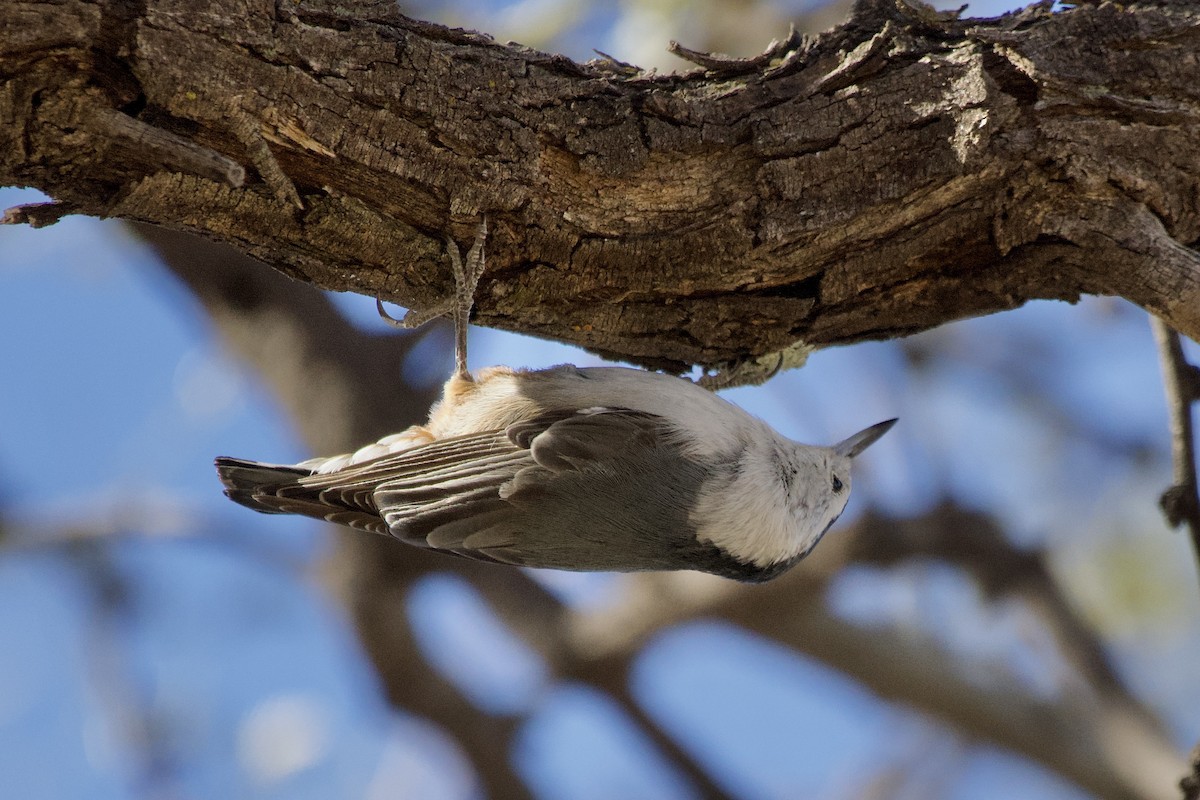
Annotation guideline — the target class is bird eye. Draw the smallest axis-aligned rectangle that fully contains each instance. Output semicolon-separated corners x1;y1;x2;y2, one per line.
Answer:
831;475;844;493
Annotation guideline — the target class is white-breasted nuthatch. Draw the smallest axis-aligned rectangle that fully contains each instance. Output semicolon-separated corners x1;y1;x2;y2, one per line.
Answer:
215;222;895;582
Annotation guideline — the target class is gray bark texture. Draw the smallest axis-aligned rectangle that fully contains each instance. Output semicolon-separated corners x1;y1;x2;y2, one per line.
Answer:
3;0;1200;371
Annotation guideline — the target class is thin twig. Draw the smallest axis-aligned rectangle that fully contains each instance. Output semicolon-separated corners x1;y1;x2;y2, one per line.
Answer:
1149;316;1200;587
92;107;245;188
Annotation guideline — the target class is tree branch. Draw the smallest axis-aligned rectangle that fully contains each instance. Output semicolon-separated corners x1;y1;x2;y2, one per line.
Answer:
1149;316;1200;590
5;0;1200;370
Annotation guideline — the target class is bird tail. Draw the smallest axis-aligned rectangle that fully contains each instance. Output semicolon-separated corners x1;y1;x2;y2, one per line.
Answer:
214;457;311;514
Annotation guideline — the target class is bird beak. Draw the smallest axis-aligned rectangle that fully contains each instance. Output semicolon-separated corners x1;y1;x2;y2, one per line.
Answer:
833;418;897;458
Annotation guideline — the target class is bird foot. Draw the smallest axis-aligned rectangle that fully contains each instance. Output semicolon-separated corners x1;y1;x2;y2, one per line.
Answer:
377;219;488;378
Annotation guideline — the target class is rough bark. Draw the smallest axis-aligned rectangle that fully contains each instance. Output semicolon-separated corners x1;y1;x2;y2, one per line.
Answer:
4;0;1200;372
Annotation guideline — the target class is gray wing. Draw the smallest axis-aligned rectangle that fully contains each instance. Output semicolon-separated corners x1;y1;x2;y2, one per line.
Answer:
375;408;719;572
219;408;753;575
216;431;524;537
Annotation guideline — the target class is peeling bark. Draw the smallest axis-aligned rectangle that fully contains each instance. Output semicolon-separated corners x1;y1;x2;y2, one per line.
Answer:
3;0;1200;370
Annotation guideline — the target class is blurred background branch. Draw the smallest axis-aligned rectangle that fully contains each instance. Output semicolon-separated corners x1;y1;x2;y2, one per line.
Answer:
125;226;1184;799
1150;318;1200;586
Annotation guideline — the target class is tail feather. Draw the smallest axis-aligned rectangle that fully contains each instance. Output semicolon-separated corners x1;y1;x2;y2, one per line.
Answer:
215;456;390;533
214;457;311;514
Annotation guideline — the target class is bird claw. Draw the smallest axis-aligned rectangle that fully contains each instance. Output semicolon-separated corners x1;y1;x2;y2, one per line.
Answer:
376;219;488;378
376;296;454;329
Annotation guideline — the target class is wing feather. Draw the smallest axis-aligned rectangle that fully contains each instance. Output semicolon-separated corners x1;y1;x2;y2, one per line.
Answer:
377;408;704;570
223;407;710;573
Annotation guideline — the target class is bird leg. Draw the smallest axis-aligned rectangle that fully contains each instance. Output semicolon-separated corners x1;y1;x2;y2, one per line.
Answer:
377;219;488;379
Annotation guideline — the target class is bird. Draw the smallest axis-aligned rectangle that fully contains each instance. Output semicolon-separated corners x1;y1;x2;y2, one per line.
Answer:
215;221;896;582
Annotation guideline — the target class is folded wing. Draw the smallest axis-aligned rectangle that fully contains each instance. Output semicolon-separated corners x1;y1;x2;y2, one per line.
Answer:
218;407;716;572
